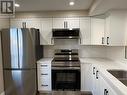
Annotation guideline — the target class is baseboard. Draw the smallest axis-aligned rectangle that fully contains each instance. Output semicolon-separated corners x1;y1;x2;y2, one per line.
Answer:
0;91;5;95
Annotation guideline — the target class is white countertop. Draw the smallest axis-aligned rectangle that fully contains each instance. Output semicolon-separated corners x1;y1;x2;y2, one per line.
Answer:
80;57;127;95
37;58;53;63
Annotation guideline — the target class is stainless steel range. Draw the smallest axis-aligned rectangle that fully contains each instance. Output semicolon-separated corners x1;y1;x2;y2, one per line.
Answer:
51;49;80;91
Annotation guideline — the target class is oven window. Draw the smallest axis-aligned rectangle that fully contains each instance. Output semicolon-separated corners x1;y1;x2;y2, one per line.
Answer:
56;73;76;82
52;70;80;90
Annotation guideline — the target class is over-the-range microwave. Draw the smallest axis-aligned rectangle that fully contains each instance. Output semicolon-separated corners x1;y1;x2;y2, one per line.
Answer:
52;28;80;39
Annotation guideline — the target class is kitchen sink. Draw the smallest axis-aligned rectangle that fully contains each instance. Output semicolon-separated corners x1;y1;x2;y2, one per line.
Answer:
107;70;127;86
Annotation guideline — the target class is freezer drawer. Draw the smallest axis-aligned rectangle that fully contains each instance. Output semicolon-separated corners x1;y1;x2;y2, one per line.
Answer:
4;69;37;95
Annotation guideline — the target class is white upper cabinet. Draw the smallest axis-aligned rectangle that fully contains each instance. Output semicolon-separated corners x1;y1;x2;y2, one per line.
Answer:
10;18;53;45
79;17;91;45
91;18;105;45
52;18;66;28
40;18;53;45
10;19;23;28
26;19;42;29
105;11;127;46
66;18;80;29
10;18;41;29
52;17;79;29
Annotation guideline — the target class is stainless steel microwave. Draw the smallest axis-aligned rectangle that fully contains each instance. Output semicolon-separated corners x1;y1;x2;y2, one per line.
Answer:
52;28;80;39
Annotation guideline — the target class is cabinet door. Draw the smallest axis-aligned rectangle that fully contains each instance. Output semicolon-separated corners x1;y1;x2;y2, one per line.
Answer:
105;12;127;46
10;18;41;28
79;17;91;45
91;66;101;95
40;18;53;45
91;66;96;95
81;63;92;91
10;19;23;28
52;18;66;28
66;18;79;29
100;75;118;95
91;18;105;45
26;19;41;29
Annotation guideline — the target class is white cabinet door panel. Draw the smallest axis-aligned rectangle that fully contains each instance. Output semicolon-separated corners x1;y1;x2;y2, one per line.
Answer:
81;63;92;91
52;18;66;28
91;18;105;45
40;18;53;45
66;18;79;29
79;17;91;45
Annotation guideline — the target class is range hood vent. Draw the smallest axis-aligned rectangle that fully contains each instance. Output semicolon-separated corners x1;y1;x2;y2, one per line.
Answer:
52;28;80;39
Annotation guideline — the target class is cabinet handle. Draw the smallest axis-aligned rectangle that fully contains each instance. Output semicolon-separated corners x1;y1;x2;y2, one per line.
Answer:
51;38;53;45
96;70;99;79
64;21;66;28
104;89;107;95
41;73;48;75
22;22;26;28
80;38;81;44
41;84;48;87
66;21;68;28
106;90;109;95
22;22;24;28
41;65;48;67
102;37;104;44
93;67;95;75
107;37;109;45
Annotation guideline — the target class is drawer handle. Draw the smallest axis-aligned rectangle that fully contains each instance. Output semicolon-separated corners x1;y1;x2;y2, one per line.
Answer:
107;37;109;45
96;70;99;79
102;37;104;44
93;67;95;75
104;89;107;95
41;84;48;87
106;90;109;95
41;73;48;75
41;65;48;67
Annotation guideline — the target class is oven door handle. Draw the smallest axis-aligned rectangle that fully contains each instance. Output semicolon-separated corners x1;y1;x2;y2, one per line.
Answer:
52;66;80;70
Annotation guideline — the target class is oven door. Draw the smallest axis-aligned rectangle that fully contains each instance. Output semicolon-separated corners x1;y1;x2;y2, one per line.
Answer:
52;68;80;91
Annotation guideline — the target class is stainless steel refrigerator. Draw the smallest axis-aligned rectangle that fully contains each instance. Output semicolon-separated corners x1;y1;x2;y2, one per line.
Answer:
1;28;43;95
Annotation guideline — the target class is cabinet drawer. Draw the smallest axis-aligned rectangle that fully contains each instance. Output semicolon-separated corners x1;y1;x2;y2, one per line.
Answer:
38;77;51;91
37;64;51;69
38;76;50;83
38;84;51;91
38;68;51;75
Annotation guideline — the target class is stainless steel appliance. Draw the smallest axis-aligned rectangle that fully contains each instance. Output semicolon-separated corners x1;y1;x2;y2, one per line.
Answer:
52;28;80;39
1;28;43;95
52;49;80;91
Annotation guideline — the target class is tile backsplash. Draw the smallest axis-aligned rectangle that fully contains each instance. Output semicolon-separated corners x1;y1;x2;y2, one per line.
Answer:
43;39;107;58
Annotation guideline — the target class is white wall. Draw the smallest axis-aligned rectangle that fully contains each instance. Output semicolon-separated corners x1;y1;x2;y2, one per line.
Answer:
44;39;107;58
0;19;9;94
106;46;127;65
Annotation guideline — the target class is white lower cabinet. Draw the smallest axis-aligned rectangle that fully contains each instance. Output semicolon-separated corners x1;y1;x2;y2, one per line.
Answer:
91;65;118;95
91;65;100;95
37;62;51;92
81;63;93;91
100;74;118;95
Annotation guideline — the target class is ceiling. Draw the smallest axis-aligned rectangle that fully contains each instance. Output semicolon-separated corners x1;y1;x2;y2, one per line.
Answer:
89;0;127;15
15;0;94;12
